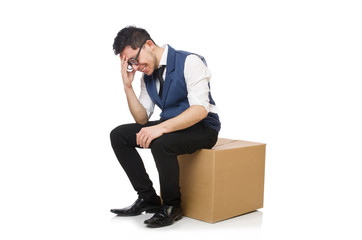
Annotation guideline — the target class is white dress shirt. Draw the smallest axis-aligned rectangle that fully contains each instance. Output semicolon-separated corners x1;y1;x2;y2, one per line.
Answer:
139;45;218;119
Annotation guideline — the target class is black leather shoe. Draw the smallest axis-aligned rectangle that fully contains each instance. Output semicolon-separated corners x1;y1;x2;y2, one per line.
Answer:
144;204;183;228
110;198;161;216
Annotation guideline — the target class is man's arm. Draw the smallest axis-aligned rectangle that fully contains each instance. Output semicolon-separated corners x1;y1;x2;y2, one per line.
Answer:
136;105;207;148
121;56;148;125
160;105;207;133
124;87;148;125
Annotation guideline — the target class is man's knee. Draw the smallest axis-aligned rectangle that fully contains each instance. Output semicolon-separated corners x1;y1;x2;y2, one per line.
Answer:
150;136;174;156
110;124;136;144
110;125;125;142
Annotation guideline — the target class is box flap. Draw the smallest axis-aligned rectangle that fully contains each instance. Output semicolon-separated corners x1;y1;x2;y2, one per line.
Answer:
213;138;265;150
213;138;236;147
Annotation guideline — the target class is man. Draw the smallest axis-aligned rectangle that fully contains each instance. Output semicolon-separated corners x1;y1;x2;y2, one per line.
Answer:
110;26;221;228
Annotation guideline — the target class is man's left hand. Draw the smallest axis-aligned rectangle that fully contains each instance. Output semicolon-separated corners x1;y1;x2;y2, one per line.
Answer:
136;125;165;148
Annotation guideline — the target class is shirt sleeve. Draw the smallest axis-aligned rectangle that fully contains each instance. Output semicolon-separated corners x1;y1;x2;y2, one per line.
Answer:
184;54;213;113
139;75;155;119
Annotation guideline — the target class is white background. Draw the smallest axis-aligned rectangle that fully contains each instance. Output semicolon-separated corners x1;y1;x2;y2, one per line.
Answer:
1;0;361;239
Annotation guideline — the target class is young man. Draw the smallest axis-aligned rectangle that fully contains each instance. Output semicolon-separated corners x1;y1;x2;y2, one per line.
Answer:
110;26;221;228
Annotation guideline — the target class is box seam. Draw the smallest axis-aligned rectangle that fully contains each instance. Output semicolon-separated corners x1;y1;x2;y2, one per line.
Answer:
215;143;266;152
211;151;216;222
213;140;239;148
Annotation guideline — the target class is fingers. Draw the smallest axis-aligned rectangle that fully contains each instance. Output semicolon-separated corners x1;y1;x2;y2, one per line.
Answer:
120;55;128;73
120;56;135;88
136;126;163;148
136;128;154;148
145;137;152;148
136;132;141;147
136;131;149;148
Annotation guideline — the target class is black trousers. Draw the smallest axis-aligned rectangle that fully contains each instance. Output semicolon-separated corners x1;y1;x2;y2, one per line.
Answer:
110;120;218;207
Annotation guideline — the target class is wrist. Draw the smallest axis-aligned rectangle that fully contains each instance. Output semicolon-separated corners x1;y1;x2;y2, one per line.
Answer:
124;85;133;92
159;121;171;134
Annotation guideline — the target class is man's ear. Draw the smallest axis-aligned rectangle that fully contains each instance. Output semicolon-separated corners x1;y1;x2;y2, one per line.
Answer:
145;39;155;50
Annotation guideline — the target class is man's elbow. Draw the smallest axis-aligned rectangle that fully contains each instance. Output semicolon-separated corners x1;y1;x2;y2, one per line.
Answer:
136;118;148;125
132;110;149;125
194;105;208;121
134;113;149;125
201;108;208;120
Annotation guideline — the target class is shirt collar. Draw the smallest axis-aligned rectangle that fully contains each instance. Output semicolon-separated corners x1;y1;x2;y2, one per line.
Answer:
158;44;168;68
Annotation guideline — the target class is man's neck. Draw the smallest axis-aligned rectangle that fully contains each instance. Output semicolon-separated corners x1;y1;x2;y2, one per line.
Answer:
154;46;165;67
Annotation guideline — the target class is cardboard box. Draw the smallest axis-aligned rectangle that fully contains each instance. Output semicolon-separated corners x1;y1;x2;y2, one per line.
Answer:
177;138;266;223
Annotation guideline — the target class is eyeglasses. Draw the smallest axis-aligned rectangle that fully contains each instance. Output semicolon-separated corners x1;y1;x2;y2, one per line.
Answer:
127;41;147;72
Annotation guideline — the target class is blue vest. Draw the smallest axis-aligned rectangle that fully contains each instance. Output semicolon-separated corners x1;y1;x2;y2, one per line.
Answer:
144;45;221;132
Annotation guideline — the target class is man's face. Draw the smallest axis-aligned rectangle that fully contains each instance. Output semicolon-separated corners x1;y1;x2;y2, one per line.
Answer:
121;42;158;76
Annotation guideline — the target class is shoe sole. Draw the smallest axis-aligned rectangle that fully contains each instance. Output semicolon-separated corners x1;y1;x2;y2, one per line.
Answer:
146;215;183;228
111;206;161;216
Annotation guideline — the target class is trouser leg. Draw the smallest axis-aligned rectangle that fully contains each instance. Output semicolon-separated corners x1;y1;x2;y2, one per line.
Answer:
110;121;162;200
150;122;218;207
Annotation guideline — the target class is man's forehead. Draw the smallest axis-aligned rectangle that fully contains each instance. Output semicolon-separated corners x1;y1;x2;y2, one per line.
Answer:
121;46;138;57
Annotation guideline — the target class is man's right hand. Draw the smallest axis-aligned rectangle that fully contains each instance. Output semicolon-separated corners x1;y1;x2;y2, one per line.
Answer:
119;55;148;125
121;55;135;89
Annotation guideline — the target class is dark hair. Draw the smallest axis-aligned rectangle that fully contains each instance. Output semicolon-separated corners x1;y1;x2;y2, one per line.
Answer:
113;26;155;55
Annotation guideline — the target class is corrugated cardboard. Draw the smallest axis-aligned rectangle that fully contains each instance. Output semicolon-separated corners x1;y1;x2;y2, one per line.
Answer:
177;138;266;223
